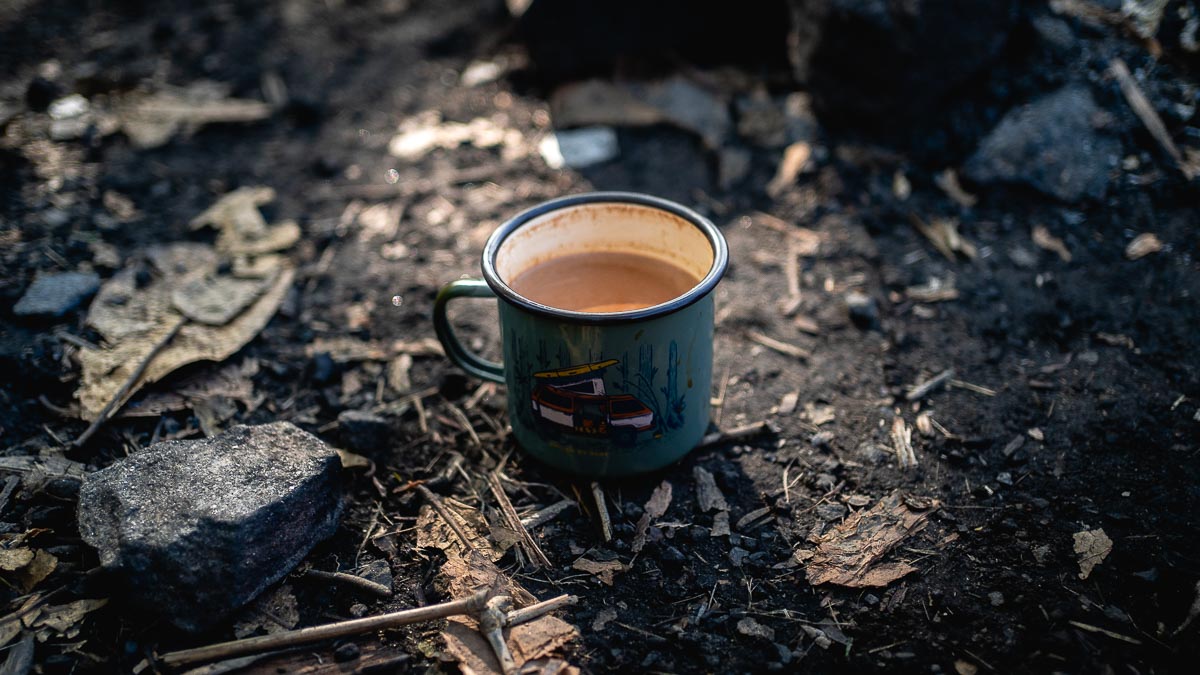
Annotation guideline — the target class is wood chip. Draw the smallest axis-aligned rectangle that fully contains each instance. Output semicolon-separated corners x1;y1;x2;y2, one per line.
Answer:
1110;58;1197;179
766;141;813;197
777;391;800;415
934;169;977;208
1032;225;1072;262
909;214;977;261
805;492;935;588
1125;232;1163;260
631;481;673;554
693;467;728;512
1073;528;1113;580
891;417;917;470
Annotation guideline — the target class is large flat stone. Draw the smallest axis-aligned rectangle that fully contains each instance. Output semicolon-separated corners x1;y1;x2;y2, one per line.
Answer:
77;422;342;632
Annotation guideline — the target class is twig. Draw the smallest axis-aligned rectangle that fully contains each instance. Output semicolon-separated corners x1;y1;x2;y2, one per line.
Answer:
480;596;517;675
157;590;491;670
72;318;185;447
1068;620;1144;645
905;369;955;401
488;473;552;568
506;594;577;625
304;569;392;598
948;379;997;397
892;417;917;470
746;330;811;359
445;401;481;448
590;482;613;543
416;485;475;552
519;499;575;530
1109;58;1196;180
697;420;775;449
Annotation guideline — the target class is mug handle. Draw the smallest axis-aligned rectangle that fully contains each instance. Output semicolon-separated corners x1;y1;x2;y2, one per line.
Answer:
433;279;505;383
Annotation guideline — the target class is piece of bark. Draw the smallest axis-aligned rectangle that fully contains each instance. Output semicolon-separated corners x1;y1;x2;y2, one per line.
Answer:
805;492;935;588
631;481;673;554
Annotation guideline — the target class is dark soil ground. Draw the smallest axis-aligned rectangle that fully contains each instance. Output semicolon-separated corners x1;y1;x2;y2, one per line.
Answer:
2;0;1199;673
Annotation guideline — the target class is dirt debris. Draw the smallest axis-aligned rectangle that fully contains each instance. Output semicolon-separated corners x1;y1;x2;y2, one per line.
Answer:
1073;528;1113;580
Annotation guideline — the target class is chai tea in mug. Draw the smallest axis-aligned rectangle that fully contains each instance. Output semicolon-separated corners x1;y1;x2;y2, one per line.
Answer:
507;251;701;313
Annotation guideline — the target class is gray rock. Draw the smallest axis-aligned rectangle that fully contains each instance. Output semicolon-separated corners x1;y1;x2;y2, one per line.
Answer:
788;0;1019;123
965;86;1120;201
78;422;343;632
13;271;100;317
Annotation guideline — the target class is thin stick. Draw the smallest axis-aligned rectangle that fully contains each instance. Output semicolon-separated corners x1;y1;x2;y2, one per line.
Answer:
905;369;954;401
520;499;575;530
159;590;491;670
590;482;613;543
417;485;475;552
746;330;810;359
73;318;185;447
304;569;392;598
488;473;551;568
446;402;481;448
948;379;997;397
506;594;577;625
1110;58;1196;180
697;420;774;449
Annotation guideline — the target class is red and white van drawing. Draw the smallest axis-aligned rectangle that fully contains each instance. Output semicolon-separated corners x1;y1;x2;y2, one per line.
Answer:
530;359;654;445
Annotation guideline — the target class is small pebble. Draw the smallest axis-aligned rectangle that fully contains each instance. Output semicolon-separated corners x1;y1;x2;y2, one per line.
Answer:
845;291;879;329
333;642;360;662
989;591;1005;606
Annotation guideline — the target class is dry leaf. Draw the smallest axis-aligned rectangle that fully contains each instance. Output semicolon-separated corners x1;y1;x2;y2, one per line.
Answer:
805;492;935;588
1032;225;1072;262
189;187;300;256
15;550;58;592
335;449;372;470
119;358;260;419
76;242;293;420
1073;528;1113;579
592;608;617;632
0;548;34;571
1125;233;1163;260
118;82;270;149
30;599;108;635
631;481;673;554
571;558;627;586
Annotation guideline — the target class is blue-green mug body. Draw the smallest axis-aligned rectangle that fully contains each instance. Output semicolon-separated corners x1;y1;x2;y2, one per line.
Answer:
434;192;727;476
